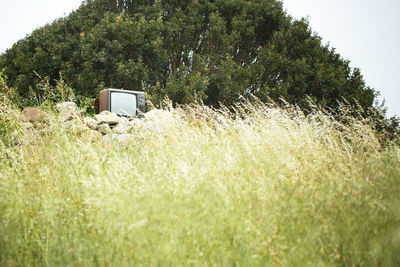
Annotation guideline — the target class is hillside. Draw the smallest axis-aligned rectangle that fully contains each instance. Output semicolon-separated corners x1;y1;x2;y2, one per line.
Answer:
1;1;399;265
1;92;400;265
0;0;376;110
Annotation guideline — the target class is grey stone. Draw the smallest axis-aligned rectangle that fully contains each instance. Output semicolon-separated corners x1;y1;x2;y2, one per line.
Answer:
57;101;77;110
65;119;90;136
119;116;129;124
94;111;120;125
74;124;90;136
22;107;45;122
142;109;175;133
112;122;131;134
126;119;146;133
56;102;79;121
84;117;98;130
102;134;113;146
87;130;103;139
97;123;112;135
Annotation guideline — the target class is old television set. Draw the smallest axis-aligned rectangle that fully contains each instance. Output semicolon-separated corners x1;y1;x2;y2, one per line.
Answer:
99;88;146;116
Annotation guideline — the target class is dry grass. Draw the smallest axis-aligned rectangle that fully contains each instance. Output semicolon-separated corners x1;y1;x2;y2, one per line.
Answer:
0;99;399;266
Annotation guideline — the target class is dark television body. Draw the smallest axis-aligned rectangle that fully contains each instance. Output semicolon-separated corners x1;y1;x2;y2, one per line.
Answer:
99;89;146;116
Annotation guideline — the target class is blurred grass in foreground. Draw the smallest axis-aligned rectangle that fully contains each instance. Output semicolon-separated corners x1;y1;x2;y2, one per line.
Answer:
0;99;399;266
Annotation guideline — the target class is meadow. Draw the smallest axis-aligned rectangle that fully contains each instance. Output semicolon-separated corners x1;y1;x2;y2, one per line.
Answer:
1;98;399;266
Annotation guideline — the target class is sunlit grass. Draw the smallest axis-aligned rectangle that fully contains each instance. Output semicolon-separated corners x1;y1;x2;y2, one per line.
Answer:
1;100;399;266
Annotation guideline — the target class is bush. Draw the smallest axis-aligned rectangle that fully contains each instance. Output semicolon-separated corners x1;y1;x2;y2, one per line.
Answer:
0;0;377;112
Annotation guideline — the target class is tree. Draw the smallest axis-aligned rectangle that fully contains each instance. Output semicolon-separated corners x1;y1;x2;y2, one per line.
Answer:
0;0;377;112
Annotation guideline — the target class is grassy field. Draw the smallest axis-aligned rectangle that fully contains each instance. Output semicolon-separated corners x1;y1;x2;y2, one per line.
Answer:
1;99;400;266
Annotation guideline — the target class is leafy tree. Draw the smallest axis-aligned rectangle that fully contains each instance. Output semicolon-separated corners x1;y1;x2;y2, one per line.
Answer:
0;0;378;112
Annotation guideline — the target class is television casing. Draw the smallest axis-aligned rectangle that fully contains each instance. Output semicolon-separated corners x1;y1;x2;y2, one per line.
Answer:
99;88;146;116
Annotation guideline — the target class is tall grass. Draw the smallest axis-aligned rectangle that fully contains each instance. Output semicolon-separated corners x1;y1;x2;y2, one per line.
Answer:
1;99;399;266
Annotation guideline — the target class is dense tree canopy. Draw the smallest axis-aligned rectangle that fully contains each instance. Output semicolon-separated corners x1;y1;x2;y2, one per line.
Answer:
0;0;377;110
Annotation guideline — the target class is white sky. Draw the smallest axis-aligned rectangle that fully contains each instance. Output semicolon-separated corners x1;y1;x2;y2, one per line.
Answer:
0;0;398;117
283;0;400;117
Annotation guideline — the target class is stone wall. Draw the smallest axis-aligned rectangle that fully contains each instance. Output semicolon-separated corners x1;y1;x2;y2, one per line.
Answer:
19;101;176;145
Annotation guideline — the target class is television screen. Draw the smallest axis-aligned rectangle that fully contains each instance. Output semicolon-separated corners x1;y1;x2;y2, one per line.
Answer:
110;91;137;116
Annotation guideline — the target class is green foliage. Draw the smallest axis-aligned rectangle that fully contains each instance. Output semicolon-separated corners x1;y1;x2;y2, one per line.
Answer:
0;72;18;147
0;0;378;112
24;72;76;109
0;68;20;108
0;68;6;88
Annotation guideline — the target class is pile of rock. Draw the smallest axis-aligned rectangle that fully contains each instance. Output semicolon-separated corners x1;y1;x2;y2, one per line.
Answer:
20;101;177;145
53;101;176;144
